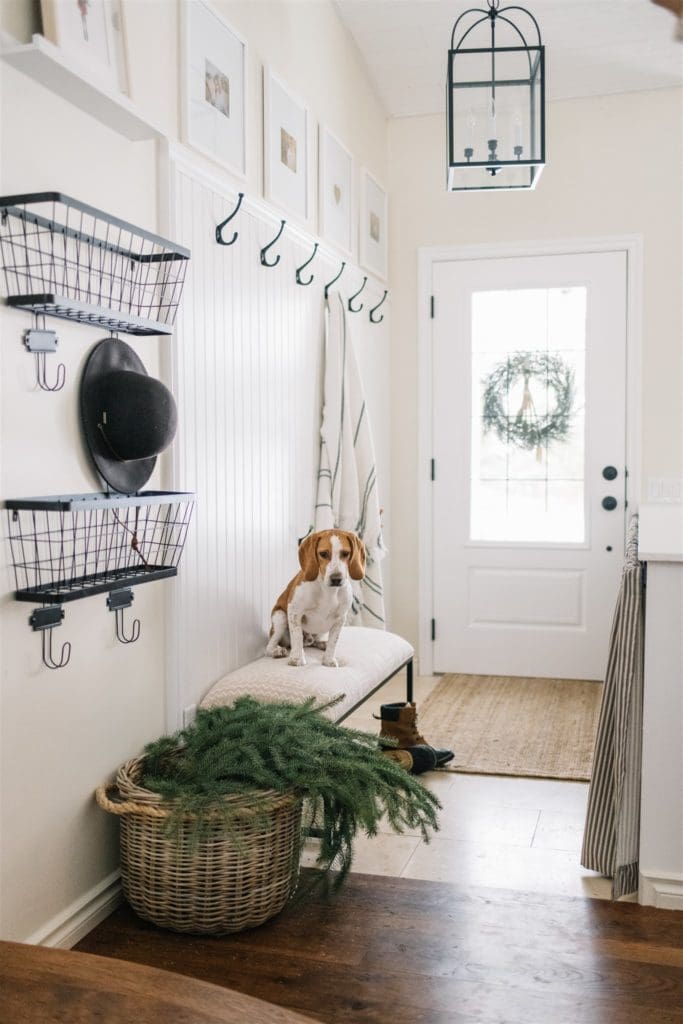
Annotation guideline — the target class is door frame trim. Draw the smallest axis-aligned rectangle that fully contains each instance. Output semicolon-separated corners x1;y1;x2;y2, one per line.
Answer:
417;235;643;676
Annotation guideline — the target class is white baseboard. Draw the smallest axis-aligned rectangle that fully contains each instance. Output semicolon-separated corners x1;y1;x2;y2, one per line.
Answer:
639;872;683;910
25;870;122;948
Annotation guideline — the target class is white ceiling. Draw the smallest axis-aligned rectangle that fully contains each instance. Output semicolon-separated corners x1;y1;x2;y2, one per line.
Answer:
334;0;683;117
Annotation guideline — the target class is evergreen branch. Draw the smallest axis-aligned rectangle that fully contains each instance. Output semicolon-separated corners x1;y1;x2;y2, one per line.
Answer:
140;697;441;890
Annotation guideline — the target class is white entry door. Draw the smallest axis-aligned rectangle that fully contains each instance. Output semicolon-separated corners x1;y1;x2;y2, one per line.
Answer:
432;250;628;680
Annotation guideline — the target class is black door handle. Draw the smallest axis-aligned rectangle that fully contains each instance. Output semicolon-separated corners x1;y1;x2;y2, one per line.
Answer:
602;465;618;481
602;496;618;511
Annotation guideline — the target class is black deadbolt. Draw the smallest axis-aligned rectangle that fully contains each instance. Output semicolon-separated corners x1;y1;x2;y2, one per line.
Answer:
602;465;618;481
602;496;618;511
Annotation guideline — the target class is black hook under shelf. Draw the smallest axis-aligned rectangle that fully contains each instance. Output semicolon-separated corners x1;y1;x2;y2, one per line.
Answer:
295;242;319;286
30;606;71;671
324;261;346;299
107;589;141;645
36;350;66;391
24;321;66;392
260;220;286;267
369;289;388;324
348;276;368;313
215;192;244;246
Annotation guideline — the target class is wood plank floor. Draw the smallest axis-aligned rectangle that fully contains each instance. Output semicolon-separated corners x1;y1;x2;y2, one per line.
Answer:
76;872;683;1024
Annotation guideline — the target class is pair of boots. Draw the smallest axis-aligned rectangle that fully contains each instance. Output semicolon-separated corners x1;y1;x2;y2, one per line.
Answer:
377;702;454;775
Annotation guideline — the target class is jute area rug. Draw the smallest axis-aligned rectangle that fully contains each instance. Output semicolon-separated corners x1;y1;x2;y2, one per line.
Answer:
418;675;603;781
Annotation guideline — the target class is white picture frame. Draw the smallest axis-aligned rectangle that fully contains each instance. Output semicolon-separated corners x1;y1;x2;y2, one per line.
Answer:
319;127;353;258
181;0;247;179
41;0;128;94
360;169;388;280
263;68;312;226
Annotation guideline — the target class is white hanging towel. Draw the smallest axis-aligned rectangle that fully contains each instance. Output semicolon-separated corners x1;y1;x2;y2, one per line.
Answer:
314;292;387;627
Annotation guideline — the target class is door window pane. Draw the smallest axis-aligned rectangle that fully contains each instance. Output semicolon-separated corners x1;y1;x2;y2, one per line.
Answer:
470;287;586;543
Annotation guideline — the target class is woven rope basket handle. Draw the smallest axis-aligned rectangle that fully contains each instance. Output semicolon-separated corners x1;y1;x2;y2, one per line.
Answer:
95;783;170;819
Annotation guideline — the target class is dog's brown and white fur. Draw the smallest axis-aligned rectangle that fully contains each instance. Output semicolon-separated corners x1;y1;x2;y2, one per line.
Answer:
266;529;366;667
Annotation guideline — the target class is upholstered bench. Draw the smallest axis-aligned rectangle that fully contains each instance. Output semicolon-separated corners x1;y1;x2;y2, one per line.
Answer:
200;626;414;723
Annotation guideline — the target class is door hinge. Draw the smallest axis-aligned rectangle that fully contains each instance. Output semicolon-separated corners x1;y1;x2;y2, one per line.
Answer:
431;618;436;641
430;458;436;481
430;295;435;319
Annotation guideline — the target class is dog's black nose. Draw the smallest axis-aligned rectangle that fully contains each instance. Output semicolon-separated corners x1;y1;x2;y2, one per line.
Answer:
329;573;343;586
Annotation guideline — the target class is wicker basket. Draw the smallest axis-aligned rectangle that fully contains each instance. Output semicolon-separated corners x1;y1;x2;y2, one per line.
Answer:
96;754;303;935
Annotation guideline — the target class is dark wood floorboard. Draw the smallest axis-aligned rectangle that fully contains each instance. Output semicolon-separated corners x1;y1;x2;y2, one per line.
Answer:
76;872;683;1024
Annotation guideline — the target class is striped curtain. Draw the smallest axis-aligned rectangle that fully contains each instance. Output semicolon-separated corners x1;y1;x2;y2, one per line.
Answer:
581;514;645;898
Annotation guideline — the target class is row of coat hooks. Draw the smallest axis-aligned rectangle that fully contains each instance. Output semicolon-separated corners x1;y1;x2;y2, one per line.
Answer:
215;192;389;324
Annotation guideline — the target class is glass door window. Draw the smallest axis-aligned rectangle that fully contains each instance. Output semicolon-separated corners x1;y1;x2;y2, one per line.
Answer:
470;286;587;544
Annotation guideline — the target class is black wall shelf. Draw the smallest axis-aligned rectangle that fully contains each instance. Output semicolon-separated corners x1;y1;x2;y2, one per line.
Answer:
5;490;195;603
5;491;195;667
0;192;190;336
8;295;175;336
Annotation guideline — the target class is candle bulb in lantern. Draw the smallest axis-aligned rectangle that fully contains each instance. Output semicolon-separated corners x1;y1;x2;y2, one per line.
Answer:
513;111;523;159
464;109;476;161
487;96;498;166
488;105;497;145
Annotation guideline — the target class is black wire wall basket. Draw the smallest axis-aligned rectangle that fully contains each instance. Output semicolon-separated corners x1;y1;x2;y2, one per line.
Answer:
0;192;190;336
5;491;195;604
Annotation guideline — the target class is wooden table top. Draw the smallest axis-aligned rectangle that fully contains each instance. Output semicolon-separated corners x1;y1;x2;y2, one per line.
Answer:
0;939;321;1024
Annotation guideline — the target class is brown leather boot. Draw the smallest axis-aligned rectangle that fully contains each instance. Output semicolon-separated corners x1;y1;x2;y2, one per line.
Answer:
381;745;438;775
377;702;454;767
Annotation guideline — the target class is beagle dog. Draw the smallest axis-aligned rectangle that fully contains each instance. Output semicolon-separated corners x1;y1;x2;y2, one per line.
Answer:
266;529;366;667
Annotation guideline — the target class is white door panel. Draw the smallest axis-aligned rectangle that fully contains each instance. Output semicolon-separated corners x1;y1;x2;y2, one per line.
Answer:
432;251;627;679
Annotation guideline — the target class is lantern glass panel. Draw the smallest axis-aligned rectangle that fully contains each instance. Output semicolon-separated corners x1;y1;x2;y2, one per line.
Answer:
448;45;544;191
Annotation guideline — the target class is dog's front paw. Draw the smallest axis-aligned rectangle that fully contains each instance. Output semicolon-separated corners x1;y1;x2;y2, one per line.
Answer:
270;645;289;658
288;655;306;667
322;656;339;668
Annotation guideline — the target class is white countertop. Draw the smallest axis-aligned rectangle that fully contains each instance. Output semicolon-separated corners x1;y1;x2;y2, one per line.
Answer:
638;504;683;562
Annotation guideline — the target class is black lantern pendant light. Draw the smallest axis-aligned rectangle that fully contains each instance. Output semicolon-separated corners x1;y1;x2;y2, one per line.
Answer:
447;0;545;191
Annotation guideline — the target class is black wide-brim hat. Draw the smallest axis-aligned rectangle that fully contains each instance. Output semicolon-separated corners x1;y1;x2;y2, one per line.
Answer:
80;337;178;494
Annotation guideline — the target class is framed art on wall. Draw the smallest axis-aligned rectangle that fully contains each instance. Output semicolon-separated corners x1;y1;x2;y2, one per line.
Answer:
319;127;353;257
181;0;246;178
263;68;311;225
360;169;388;280
41;0;128;94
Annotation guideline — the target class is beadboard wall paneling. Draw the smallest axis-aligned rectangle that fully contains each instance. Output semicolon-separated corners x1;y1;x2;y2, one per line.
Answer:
166;157;391;726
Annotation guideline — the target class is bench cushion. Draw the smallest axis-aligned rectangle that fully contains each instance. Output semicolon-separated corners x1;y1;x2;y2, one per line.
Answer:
200;627;413;721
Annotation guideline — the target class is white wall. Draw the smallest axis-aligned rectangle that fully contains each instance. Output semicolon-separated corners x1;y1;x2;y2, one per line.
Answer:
0;61;164;947
0;0;389;943
387;88;683;650
165;154;392;722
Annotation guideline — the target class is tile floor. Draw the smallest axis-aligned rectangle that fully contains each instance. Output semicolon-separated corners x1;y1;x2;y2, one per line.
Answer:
302;672;627;901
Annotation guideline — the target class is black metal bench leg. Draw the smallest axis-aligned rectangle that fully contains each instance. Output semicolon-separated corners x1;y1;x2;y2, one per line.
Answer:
406;658;414;703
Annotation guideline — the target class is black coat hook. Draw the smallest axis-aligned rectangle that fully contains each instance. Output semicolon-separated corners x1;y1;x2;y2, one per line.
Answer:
107;589;141;645
295;242;319;285
36;351;66;391
24;323;66;392
348;276;368;313
260;220;286;267
41;627;72;669
113;607;141;644
369;289;388;324
324;261;346;299
30;607;71;671
215;192;244;246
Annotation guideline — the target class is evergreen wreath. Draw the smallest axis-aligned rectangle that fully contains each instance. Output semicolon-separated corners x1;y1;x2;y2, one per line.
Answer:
482;351;575;453
141;696;440;891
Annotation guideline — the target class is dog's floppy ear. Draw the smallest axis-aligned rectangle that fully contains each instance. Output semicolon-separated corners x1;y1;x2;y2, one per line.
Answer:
298;532;320;582
348;532;367;581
